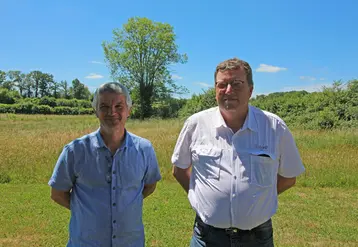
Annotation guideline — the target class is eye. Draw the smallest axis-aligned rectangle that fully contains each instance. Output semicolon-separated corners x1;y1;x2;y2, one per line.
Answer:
216;83;227;89
232;80;244;88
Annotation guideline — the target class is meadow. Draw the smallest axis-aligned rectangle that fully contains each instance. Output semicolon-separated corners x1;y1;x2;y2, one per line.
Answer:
0;114;357;247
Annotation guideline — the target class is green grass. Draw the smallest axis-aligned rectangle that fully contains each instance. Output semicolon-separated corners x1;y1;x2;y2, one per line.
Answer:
1;114;358;246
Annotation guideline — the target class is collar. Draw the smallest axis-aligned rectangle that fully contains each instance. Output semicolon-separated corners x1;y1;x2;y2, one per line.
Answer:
214;105;258;132
92;128;132;149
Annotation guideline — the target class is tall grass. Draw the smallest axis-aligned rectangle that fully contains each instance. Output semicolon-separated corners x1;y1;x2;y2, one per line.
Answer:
1;114;357;188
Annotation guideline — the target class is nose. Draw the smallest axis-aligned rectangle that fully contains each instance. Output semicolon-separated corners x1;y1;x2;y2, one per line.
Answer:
225;84;233;94
108;104;117;115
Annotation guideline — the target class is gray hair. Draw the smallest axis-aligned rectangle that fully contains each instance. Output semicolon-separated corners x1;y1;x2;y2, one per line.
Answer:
92;82;132;111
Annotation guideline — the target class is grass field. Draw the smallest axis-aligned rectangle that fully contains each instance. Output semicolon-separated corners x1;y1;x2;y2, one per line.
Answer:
1;114;358;247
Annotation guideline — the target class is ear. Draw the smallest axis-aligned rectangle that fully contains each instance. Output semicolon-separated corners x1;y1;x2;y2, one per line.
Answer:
249;85;254;97
128;107;132;117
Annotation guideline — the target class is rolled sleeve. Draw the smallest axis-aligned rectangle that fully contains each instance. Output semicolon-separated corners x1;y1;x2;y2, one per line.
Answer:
48;145;76;191
143;145;162;185
171;118;193;169
278;127;305;178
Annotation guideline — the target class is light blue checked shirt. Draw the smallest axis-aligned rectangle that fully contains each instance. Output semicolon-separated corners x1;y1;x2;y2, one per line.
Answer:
49;129;162;247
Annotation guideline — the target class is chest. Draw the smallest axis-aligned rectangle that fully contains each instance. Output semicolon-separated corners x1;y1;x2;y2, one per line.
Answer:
75;148;146;189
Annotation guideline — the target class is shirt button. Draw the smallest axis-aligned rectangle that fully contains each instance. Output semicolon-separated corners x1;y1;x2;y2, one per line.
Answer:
112;186;116;190
234;176;237;179
232;194;236;197
113;235;116;239
113;170;116;174
112;203;116;206
113;220;116;223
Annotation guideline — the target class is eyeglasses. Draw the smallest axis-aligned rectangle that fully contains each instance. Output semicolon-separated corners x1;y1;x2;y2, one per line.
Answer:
215;79;245;90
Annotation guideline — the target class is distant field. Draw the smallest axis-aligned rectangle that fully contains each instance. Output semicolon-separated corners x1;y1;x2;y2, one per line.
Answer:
1;114;357;246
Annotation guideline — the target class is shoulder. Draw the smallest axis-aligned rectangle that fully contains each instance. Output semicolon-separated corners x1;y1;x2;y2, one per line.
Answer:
127;131;154;151
184;107;218;126
64;131;98;152
250;105;288;130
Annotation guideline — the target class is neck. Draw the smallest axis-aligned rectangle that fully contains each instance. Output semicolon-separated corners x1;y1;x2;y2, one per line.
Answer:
100;126;125;154
220;106;249;133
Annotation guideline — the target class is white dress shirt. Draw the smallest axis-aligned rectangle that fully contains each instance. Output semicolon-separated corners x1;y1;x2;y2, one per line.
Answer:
171;105;305;230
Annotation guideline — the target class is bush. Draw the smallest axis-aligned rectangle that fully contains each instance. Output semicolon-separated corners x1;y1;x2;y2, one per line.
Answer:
0;104;15;113
39;96;57;107
79;108;94;115
0;104;93;115
32;105;54;114
53;106;76;115
14;103;35;114
0;88;21;104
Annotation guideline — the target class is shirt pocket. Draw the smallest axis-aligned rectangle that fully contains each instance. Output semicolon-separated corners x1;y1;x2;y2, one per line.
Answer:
249;150;277;187
195;146;222;179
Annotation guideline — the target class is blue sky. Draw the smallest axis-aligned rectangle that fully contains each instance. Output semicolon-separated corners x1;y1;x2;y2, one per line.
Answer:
1;0;357;98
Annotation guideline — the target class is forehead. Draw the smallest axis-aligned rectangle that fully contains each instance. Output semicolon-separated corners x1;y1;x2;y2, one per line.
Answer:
98;91;126;103
216;68;246;81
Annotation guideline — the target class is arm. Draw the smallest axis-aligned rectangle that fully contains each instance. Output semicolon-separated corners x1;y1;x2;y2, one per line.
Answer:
277;126;305;194
172;165;191;193
48;145;76;209
277;174;296;195
142;144;161;199
142;182;157;199
51;188;71;210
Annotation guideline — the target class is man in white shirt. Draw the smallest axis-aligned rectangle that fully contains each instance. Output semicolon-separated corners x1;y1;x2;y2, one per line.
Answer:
171;58;305;246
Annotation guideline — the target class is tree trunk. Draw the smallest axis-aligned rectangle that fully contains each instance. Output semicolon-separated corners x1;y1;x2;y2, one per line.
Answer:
139;82;154;119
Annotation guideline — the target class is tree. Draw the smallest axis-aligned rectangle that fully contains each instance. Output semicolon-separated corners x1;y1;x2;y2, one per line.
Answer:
50;80;60;98
60;80;70;99
7;70;26;96
0;70;7;87
71;78;91;100
38;73;54;97
103;17;188;119
29;71;43;97
24;74;34;98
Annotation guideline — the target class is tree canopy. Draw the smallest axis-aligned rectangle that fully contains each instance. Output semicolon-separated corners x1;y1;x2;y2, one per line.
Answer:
103;17;188;119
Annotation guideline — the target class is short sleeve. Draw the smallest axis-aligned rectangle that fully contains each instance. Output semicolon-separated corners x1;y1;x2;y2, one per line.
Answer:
143;145;162;185
278;127;305;178
171;118;193;169
48;145;76;191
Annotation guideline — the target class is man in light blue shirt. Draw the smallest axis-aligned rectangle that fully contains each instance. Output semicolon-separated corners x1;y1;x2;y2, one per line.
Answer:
49;82;161;247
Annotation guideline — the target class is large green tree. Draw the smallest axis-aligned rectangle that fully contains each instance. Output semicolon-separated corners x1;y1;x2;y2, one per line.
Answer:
102;17;187;119
29;71;43;97
71;78;91;100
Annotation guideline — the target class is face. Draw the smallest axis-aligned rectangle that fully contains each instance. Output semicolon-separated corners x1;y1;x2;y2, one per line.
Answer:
215;68;253;113
96;91;131;130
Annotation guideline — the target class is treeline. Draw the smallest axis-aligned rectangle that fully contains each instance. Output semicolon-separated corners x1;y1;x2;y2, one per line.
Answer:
0;69;188;117
251;80;358;129
179;80;358;130
1;69;358;129
0;69;94;114
0;70;91;100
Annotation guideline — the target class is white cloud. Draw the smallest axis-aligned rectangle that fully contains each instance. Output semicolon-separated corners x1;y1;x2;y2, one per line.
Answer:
171;74;183;80
256;64;287;73
320;78;325;81
299;76;317;81
196;82;211;88
281;83;332;92
85;73;104;79
89;61;104;64
252;82;332;98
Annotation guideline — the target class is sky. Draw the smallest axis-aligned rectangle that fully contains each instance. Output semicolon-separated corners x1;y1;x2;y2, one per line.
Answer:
1;0;357;98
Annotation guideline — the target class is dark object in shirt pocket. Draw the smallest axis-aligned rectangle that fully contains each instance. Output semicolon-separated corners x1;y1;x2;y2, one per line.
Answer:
257;154;270;157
